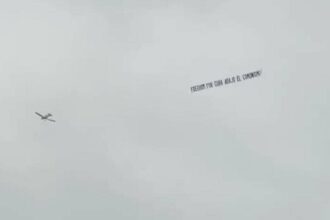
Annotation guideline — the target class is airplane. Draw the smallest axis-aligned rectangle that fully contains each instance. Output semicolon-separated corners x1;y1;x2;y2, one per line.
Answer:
35;112;56;122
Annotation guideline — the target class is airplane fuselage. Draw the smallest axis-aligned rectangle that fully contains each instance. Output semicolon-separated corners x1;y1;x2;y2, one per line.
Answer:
35;112;55;122
41;114;51;119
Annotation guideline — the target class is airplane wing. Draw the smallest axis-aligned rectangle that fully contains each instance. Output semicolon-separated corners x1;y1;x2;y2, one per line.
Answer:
35;112;44;118
47;119;56;122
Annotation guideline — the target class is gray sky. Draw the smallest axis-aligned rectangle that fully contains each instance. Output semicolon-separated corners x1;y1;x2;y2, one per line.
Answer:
1;0;330;219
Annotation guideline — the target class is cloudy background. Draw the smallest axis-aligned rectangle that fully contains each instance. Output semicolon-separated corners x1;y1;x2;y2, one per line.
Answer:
1;0;330;219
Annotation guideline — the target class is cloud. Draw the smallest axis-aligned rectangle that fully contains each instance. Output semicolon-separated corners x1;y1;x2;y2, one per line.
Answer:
0;0;330;219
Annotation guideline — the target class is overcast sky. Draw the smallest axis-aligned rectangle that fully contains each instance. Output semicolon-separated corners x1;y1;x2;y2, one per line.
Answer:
1;0;330;219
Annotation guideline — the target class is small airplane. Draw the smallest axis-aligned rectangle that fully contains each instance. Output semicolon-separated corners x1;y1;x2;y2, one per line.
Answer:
35;112;56;122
